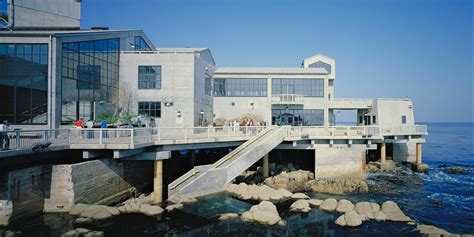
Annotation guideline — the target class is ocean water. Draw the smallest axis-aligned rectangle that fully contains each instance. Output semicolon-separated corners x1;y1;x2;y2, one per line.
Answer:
3;122;474;236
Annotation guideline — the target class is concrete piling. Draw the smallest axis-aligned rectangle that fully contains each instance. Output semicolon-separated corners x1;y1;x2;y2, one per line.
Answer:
153;160;163;203
380;143;386;163
263;154;269;178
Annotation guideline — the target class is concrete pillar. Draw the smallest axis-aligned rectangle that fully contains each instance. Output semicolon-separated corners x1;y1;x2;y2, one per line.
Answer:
416;143;422;164
380;143;386;163
153;160;163;203
263;154;269;178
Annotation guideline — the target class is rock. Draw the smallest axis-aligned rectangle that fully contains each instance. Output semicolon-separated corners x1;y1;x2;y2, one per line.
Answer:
446;168;471;175
264;170;314;192
235;170;264;184
373;211;386;221
84;231;104;237
165;203;183;212
291;193;309;199
335;215;347;226
411;163;429;173
307;178;368;194
106;207;120;216
139;204;164;216
218;213;239;221
92;210;112;220
240;201;282;225
69;204;87;215
345;210;363;227
319;198;338;212
417;224;453;236
290;199;311;213
277;188;293;198
308;199;323;207
73;218;93;224
226;183;292;202
61;230;79;237
74;228;91;234
381;201;411;222
180;197;198;204
4;230;17;237
336;199;354;213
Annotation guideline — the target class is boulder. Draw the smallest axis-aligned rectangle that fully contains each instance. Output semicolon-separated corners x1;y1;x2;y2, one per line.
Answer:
165;203;183;212
180;197;198;204
218;213;239;221
291;193;310;200
226;183;292;202
336;199;354;213
307;178;368;194
84;231;104;237
92;210;112;220
74;228;91;235
319;198;338;212
69;204;88;216
277;188;293;199
139;204;164;216
290;199;311;213
61;230;79;237
240;201;282;225
335;210;363;227
381;201;411;222
308;199;324;207
263;170;314;192
73;217;93;224
416;224;453;236
373;211;386;221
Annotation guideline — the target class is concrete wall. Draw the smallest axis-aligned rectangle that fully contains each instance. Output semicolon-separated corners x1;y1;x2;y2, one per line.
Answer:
393;141;417;163
44;159;153;212
314;144;366;179
0;166;52;226
373;99;415;126
120;49;215;127
9;0;81;29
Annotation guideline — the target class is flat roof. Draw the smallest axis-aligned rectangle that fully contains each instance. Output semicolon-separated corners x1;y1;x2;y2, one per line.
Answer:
156;48;208;53
215;67;329;75
0;29;145;37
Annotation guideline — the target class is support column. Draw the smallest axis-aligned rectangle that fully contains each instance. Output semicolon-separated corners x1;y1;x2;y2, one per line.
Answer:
380;143;386;163
416;143;422;164
263;154;269;178
153;160;163;203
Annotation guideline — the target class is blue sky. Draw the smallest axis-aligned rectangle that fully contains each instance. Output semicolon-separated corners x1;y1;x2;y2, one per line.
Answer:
82;0;473;122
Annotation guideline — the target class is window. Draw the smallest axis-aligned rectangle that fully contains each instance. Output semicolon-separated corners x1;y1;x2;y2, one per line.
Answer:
134;36;152;51
138;102;161;118
271;108;324;126
138;66;161;89
401;115;406;124
309;61;331;73
205;76;212;95
0;0;7;27
0;43;48;124
213;78;267;97
359;116;363;124
372;116;376;124
272;78;324;97
61;38;120;124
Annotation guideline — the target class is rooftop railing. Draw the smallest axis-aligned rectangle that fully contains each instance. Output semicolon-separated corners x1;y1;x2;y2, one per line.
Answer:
271;94;304;104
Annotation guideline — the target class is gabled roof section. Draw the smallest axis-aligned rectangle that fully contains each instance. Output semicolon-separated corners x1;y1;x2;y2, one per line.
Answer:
303;53;335;63
215;67;329;75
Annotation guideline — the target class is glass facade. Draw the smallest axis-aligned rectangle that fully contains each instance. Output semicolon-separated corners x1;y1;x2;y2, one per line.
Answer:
272;108;324;126
61;38;120;124
138;66;161;89
138;101;161;118
309;61;331;73
0;44;48;124
272;78;324;97
213;78;267;97
134;36;152;51
0;0;7;27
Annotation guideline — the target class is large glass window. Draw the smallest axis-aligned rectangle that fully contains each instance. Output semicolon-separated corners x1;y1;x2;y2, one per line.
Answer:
61;38;120;124
138;66;161;89
134;36;152;51
213;78;267;97
0;0;7;28
138;102;161;118
272;78;324;97
309;61;331;73
0;43;48;124
272;108;324;126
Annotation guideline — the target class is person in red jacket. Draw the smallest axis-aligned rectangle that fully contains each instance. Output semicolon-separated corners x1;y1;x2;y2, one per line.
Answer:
75;118;84;139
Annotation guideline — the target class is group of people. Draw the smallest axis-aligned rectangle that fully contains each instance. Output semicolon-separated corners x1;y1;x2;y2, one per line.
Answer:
0;120;10;150
74;118;108;139
229;119;261;134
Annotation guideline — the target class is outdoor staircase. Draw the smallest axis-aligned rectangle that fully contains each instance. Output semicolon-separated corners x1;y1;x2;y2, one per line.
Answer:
168;126;286;199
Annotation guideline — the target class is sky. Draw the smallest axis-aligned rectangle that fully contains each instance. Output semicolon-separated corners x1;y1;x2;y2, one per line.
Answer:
82;0;473;123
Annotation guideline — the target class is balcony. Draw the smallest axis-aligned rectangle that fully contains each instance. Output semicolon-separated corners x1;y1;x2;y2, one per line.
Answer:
271;94;304;105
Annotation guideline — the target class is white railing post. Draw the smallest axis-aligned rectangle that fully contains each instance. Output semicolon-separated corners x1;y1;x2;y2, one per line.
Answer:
207;127;210;139
130;129;134;145
44;130;48;142
15;131;20;150
158;128;161;141
99;129;103;144
148;128;152;142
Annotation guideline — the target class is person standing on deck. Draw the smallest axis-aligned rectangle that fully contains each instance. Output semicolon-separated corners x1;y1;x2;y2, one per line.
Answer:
101;119;108;138
75;118;84;139
0;120;10;150
85;119;94;139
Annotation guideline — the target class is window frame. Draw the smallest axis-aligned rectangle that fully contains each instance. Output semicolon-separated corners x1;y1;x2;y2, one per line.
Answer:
138;65;162;90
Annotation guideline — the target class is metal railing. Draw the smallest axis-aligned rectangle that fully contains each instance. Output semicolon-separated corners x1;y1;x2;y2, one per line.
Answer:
0;125;428;151
1;129;70;151
271;94;304;104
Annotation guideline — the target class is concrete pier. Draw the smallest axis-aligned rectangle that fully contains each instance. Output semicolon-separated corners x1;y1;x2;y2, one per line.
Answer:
416;143;422;164
380;143;386;163
153;160;163;203
263;154;269;178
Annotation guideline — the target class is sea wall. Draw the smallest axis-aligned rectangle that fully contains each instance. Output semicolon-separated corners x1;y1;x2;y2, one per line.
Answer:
44;159;153;213
314;145;366;179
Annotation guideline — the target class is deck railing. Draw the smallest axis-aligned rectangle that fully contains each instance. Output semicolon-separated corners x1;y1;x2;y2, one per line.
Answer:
271;94;304;104
0;125;428;151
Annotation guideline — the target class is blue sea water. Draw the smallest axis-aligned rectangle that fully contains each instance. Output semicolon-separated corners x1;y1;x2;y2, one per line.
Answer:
4;123;474;236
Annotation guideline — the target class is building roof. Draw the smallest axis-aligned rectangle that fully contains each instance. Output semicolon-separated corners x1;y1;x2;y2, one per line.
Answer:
303;53;335;62
156;48;215;66
0;29;145;37
215;67;329;75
